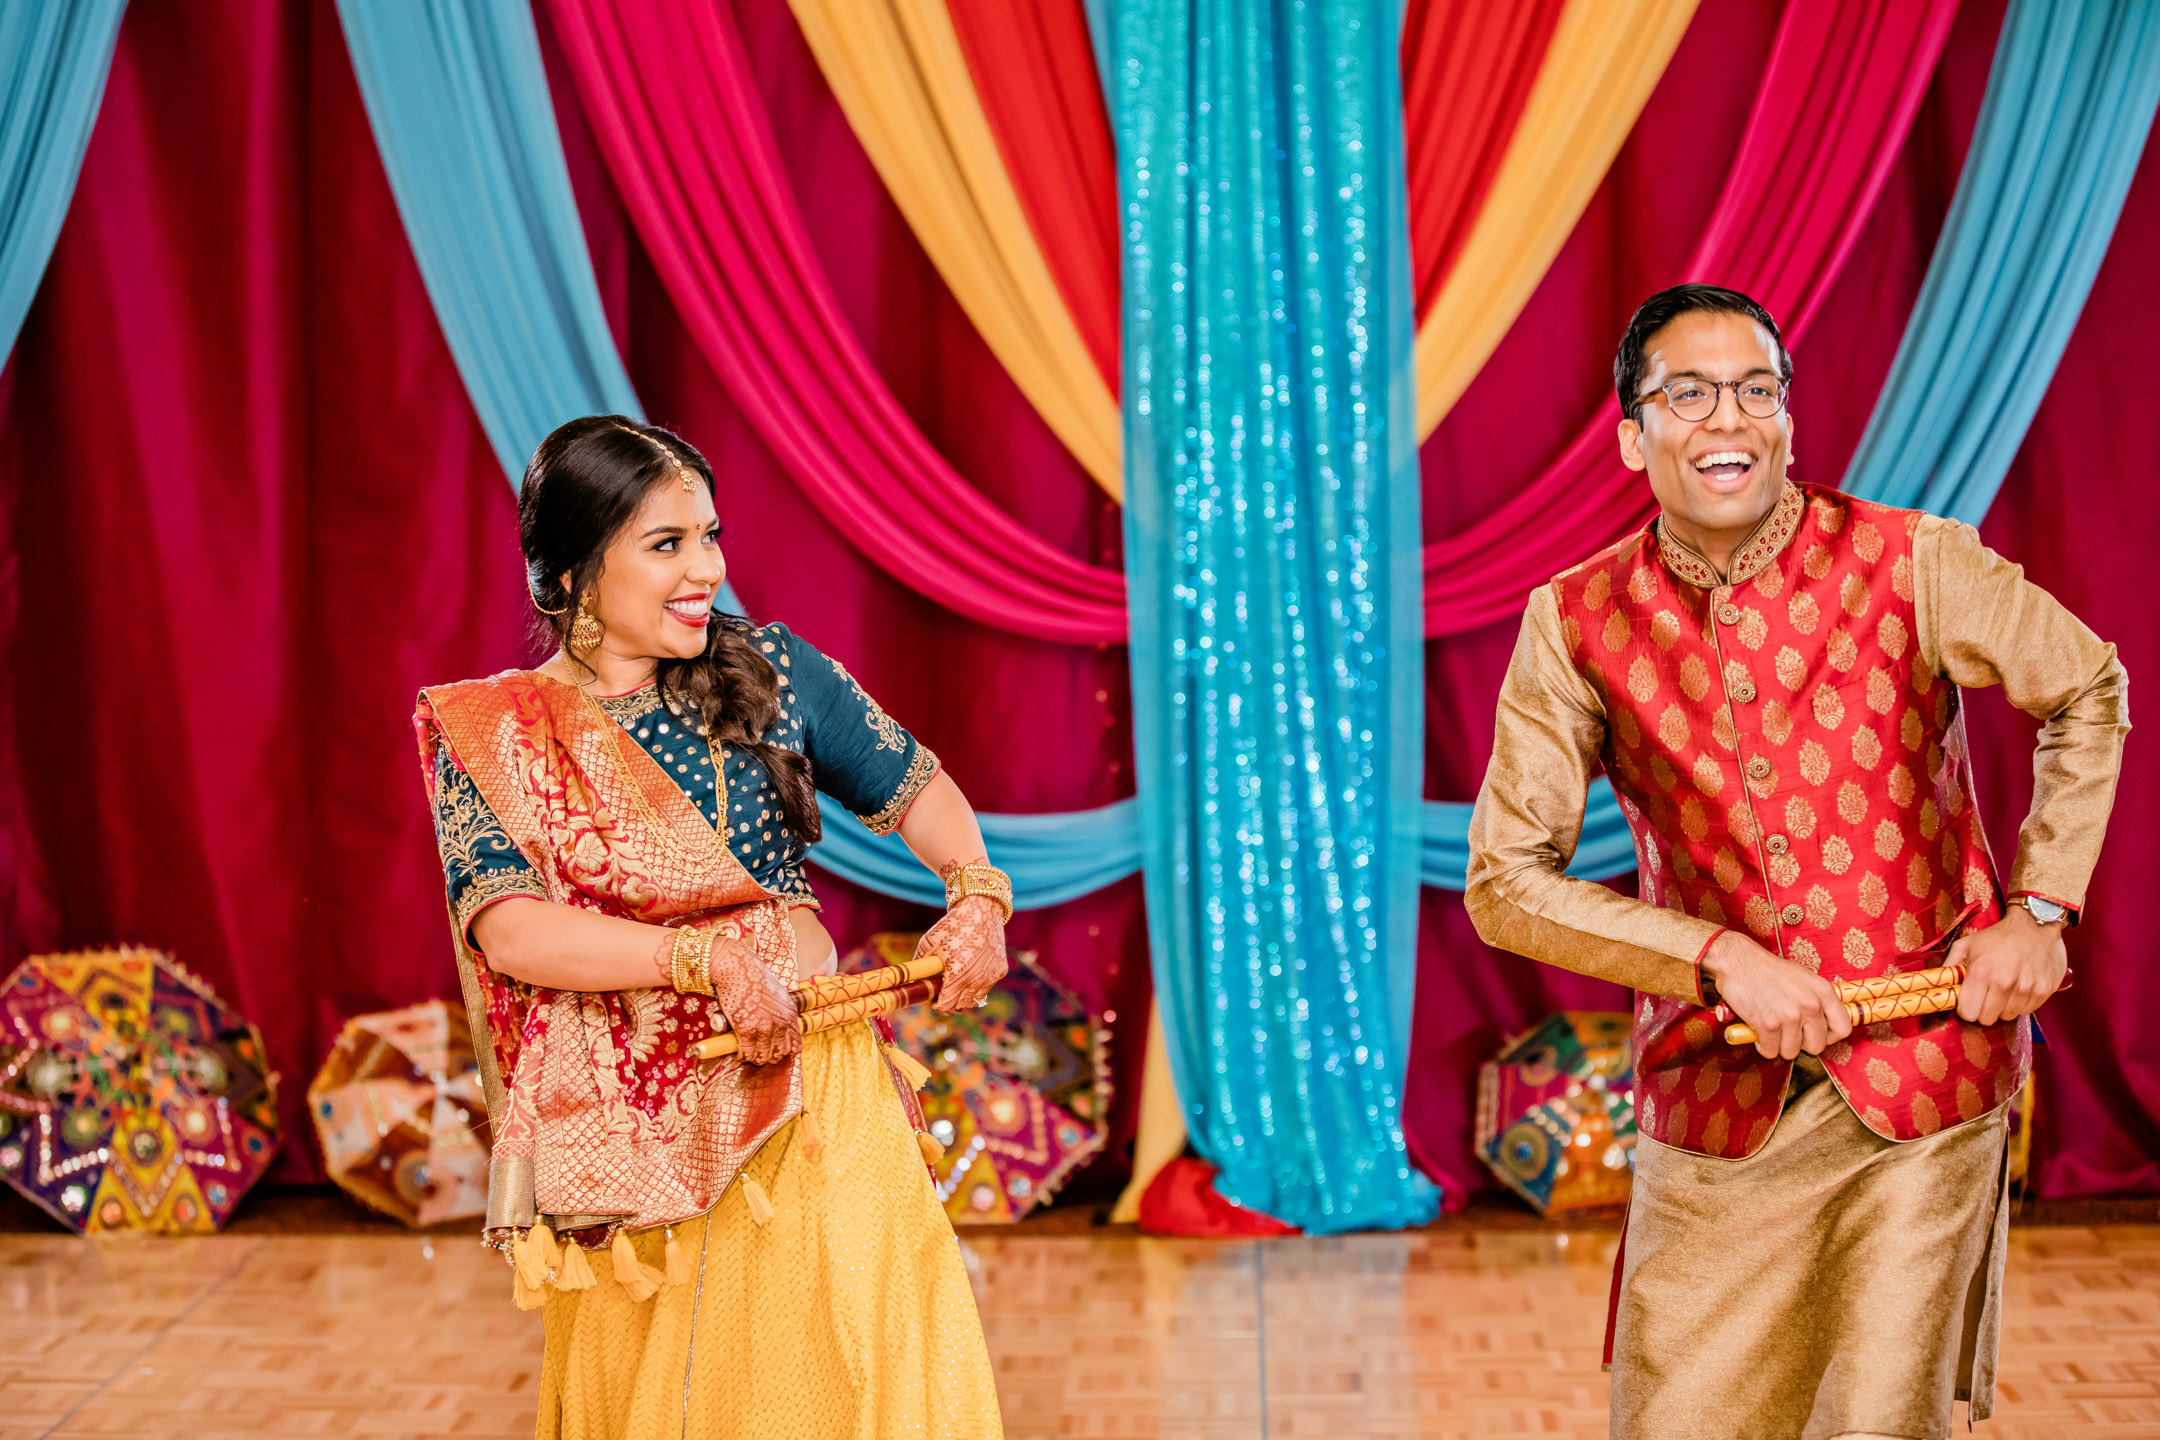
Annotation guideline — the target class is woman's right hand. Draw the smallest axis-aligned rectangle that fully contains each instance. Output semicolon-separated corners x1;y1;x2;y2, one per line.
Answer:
708;936;804;1066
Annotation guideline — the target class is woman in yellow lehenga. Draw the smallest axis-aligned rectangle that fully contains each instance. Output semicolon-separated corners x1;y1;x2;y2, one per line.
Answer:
417;416;1007;1439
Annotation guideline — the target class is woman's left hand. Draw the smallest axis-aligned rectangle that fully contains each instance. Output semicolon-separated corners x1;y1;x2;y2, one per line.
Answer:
921;894;1008;1012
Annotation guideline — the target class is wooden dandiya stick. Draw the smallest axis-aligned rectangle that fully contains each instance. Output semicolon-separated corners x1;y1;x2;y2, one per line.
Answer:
1723;965;1966;1047
691;975;943;1061
1835;963;1965;1005
781;955;944;1014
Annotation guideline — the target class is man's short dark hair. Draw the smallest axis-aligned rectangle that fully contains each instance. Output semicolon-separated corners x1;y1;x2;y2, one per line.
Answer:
1614;283;1793;421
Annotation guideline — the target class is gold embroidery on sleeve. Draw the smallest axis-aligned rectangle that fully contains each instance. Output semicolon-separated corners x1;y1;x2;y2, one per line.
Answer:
860;746;940;835
826;657;907;754
453;869;549;935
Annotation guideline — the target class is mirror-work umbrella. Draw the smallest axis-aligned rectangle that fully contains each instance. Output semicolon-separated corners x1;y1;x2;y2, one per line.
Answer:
309;999;489;1228
850;932;1110;1223
0;946;279;1233
1476;1011;1636;1217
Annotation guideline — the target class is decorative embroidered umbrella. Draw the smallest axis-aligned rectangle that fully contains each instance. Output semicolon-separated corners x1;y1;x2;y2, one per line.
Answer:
0;946;279;1233
1475;1011;1637;1216
851;932;1110;1223
309;999;490;1228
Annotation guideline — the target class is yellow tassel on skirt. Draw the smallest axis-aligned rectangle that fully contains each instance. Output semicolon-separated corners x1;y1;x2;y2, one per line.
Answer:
532;1020;1002;1439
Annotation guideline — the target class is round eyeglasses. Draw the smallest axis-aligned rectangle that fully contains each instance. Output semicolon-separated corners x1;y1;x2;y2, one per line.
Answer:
1638;376;1790;423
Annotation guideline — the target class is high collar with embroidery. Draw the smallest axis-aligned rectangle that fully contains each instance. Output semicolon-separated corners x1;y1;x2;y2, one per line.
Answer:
591;680;664;725
1654;482;1805;590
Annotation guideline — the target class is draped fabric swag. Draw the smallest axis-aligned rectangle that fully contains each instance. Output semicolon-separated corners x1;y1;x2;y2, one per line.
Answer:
1410;0;1698;437
1845;0;2160;523
784;0;1122;498
333;0;640;489
542;0;1127;645
944;0;1121;391
1418;0;1960;637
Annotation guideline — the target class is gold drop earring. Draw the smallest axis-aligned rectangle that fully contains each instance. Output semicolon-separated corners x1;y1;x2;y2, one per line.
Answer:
569;593;603;652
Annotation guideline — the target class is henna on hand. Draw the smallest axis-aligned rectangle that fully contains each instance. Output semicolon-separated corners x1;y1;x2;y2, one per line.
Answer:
706;933;803;1065
924;893;1008;1013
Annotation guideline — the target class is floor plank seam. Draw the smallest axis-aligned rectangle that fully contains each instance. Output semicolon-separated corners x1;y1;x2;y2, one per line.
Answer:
32;1238;263;1440
1254;1241;1271;1440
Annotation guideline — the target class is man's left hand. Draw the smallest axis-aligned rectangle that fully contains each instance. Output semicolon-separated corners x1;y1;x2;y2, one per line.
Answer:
1948;905;2066;1026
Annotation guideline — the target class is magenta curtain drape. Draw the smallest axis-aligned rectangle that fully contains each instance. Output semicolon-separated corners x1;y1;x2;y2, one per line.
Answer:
0;0;529;1179
1416;0;1960;638
539;0;1125;646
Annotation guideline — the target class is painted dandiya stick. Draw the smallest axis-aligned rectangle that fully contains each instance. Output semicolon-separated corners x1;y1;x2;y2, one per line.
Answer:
781;954;944;1014
1836;963;1965;1005
1723;966;1966;1047
691;977;943;1060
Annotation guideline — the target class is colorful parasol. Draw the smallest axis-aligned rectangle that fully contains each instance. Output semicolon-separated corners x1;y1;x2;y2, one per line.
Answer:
309;999;490;1228
0;946;279;1233
1475;1011;1636;1216
851;932;1110;1223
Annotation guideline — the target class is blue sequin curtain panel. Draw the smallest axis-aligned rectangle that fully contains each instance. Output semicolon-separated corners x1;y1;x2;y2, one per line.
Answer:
1109;0;1437;1232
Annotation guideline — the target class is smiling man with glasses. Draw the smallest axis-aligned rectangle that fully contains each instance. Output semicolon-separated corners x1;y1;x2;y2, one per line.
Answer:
1464;283;2129;1438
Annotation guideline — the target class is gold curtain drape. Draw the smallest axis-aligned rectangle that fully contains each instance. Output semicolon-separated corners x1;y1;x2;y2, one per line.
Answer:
787;0;1124;499
1413;0;1699;437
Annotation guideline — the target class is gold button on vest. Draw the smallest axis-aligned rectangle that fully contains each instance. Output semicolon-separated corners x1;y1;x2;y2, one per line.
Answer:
1717;603;1741;625
1781;904;1804;926
1765;834;1789;855
1747;755;1772;780
1732;679;1757;703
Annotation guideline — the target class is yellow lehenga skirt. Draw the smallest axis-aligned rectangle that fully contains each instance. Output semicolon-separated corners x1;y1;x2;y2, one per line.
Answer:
532;1020;1004;1440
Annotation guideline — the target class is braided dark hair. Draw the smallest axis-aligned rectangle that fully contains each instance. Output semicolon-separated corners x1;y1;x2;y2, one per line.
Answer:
519;415;820;842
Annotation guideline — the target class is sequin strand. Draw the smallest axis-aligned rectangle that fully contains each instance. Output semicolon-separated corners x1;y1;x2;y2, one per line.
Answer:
1108;0;1438;1232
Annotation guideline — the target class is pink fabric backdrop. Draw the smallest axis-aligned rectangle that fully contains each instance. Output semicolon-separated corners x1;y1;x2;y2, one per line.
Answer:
0;0;2148;1205
540;0;1126;645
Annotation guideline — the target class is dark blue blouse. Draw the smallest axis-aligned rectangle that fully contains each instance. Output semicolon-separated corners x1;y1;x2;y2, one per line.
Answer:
431;622;936;936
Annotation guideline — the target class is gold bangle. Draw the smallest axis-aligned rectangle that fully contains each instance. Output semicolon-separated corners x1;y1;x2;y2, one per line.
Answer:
943;862;1014;924
670;924;717;996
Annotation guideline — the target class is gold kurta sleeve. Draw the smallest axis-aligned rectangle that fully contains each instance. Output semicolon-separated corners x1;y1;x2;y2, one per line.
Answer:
1465;584;1724;1000
1913;515;2130;913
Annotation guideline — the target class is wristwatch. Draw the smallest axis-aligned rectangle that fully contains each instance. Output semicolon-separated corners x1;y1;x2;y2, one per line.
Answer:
2012;895;2069;927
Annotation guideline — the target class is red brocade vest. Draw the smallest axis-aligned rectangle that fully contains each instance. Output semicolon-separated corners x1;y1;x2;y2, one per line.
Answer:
1553;484;2028;1159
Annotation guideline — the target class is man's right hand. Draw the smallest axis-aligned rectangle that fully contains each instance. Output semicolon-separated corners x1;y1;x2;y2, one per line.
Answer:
1701;930;1853;1061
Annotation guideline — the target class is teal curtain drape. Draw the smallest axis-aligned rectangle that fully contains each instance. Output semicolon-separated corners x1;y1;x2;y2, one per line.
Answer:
0;0;125;364
1108;0;1437;1232
812;795;1143;910
334;0;642;490
1843;0;2160;522
815;783;1636;912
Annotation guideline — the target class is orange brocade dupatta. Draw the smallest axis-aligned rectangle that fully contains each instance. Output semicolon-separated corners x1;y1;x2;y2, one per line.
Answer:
415;671;800;1239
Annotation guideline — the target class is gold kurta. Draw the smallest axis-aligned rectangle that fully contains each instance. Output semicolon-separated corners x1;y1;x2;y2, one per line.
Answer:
1613;1059;2010;1438
1464;505;2128;1436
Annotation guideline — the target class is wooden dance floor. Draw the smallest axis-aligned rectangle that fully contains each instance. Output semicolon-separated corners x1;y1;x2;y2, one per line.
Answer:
4;1223;2157;1438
